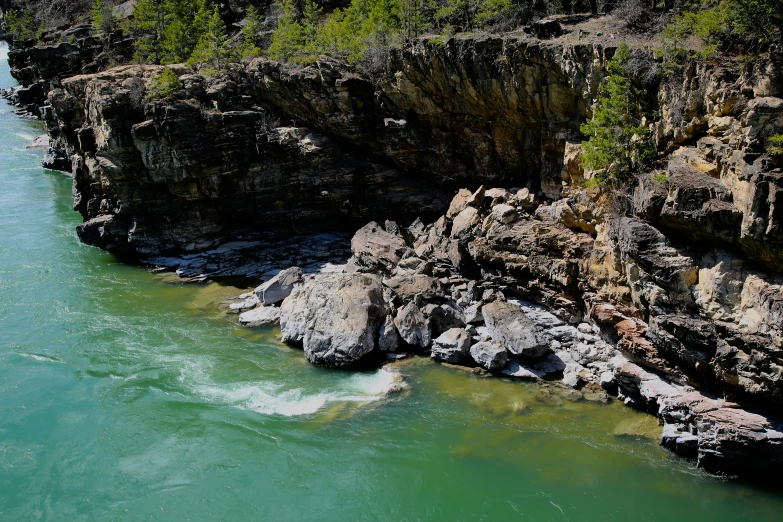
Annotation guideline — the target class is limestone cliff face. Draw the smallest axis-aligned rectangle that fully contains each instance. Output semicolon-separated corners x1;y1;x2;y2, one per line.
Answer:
42;37;611;256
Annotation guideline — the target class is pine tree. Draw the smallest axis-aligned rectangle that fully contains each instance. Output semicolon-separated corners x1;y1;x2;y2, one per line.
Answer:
130;0;167;63
580;43;653;186
161;0;211;64
91;0;116;35
238;5;264;61
269;0;306;62
188;6;230;74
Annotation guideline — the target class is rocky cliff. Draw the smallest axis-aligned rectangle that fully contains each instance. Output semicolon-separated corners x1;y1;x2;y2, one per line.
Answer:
10;25;783;477
38;36;611;256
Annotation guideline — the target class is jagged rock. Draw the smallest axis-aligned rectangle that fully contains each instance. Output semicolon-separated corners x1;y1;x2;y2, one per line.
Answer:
431;328;471;363
351;221;412;274
394;301;432;348
491;204;517;224
378;315;401;352
451;206;481;240
280;274;389;367
423;302;466;335
470;341;508;371
447;188;472;219
238;306;281;327
254;266;302;305
464;302;484;325
482;300;549;358
384;273;443;302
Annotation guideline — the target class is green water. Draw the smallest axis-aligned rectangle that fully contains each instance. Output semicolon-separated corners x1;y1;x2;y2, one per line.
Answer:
1;46;782;522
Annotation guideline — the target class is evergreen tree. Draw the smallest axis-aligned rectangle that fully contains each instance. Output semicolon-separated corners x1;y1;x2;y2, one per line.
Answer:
238;6;264;61
580;43;653;186
269;0;306;62
130;0;167;63
91;0;116;35
188;6;230;73
161;0;211;64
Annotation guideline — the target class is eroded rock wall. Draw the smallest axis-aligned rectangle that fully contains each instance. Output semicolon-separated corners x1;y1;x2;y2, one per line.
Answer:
42;37;612;256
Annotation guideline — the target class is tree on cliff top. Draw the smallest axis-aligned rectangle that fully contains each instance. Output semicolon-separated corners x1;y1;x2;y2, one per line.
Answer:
580;42;654;187
187;5;231;74
130;0;166;63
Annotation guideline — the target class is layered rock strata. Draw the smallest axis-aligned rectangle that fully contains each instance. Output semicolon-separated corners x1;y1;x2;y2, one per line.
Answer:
36;36;611;256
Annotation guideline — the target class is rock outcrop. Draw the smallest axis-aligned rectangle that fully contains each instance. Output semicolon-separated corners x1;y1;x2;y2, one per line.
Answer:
279;273;390;367
34;36;614;257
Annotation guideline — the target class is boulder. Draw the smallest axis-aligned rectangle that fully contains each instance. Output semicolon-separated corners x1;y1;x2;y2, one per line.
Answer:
254;266;302;305
431;328;472;363
482;300;549;358
470;341;508;371
491;203;517;224
423;302;466;335
384;273;443;302
447;188;473;219
350;221;412;274
394;301;432;348
451;206;481;240
279;274;389;367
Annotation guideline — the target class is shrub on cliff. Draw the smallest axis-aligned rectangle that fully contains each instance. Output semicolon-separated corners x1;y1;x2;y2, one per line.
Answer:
238;6;264;61
661;0;782;57
768;135;783;156
580;42;654;187
148;68;184;99
5;8;43;42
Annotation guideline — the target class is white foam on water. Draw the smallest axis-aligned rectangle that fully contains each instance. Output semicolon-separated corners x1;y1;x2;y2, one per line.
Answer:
18;352;63;363
0;42;7;61
175;357;401;417
14;132;35;141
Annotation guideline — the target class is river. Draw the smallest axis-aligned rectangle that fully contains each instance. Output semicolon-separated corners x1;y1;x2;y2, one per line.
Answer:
1;43;782;521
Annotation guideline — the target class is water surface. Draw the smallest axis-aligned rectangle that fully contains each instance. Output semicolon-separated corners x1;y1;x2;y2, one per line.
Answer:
1;43;782;520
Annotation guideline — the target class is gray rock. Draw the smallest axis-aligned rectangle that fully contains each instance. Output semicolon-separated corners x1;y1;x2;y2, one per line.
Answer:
451;206;481;240
384;273;443;303
280;274;389;367
351;221;412;274
238;306;281;327
254;267;303;305
491;203;517;224
464;302;484;325
501;359;544;379
431;328;471;363
482;300;549;358
470;341;508;371
378;315;401;352
423;302;466;335
394;301;432;348
548;325;578;342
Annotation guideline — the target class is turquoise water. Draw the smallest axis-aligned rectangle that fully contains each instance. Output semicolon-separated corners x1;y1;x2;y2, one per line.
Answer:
1;43;783;521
